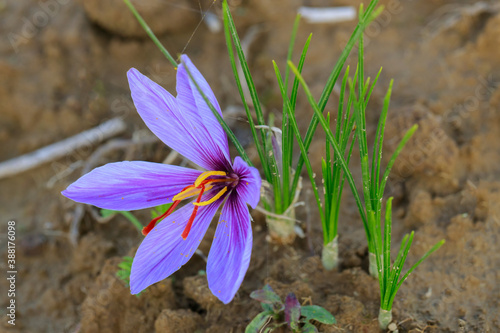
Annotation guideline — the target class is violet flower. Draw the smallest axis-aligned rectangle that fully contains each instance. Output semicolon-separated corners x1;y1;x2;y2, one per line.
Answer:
62;55;261;303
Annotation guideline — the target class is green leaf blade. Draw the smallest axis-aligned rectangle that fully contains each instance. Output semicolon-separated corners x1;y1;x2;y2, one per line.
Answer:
301;305;336;324
245;311;273;333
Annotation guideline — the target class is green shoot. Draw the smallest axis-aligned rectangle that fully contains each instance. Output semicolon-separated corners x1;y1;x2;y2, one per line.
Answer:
116;256;134;287
116;256;144;296
285;1;416;275
222;1;312;243
320;67;357;270
289;56;444;329
273;61;324;244
246;285;336;333
376;198;445;329
287;61;368;251
351;13;419;277
222;0;380;244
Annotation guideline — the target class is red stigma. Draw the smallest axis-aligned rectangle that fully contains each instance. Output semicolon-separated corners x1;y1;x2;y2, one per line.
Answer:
142;200;180;236
181;184;206;240
141;184;195;236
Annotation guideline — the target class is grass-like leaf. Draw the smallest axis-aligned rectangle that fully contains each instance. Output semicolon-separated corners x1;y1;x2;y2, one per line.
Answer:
287;61;368;238
377;197;445;328
282;14;303;209
273;61;324;228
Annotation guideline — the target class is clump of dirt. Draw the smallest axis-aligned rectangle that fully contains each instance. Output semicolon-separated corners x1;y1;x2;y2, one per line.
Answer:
1;0;500;332
83;0;200;38
154;309;203;333
80;257;176;333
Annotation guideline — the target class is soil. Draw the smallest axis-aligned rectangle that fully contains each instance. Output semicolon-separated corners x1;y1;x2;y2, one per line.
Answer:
1;0;500;332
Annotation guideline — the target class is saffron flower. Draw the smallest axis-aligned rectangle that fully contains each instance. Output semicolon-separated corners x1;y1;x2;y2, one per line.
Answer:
62;55;261;303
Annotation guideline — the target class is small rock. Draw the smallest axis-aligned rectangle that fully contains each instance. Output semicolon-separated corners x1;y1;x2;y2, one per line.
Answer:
183;275;219;309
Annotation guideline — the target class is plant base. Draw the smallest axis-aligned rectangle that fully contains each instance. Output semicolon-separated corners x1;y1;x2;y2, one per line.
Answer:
266;208;296;245
321;235;339;270
378;308;392;330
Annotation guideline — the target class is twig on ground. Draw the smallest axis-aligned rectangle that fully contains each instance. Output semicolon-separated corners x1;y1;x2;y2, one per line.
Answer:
195;249;208;262
253;205;301;222
298;6;356;24
69;204;85;246
162;150;179;164
88;206;116;224
46;161;85;189
0;118;127;180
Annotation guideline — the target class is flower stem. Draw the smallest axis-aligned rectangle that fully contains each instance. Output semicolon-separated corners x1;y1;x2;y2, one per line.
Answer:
321;235;339;270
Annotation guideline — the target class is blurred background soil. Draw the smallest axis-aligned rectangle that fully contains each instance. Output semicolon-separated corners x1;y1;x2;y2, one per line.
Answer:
1;0;500;332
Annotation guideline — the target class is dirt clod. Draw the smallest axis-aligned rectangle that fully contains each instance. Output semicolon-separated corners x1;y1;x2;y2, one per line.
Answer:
154;309;203;333
83;0;199;38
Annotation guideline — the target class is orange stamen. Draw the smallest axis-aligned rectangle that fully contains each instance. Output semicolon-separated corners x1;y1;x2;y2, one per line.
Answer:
200;178;234;186
173;184;213;201
195;171;227;187
194;186;227;206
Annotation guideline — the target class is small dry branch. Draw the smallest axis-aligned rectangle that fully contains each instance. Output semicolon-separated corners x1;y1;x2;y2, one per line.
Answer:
0;118;127;179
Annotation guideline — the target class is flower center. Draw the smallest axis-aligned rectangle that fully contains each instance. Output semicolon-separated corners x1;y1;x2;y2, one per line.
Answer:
142;171;237;239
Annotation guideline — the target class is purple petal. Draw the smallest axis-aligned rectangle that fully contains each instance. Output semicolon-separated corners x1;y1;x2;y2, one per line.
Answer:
130;197;223;294
62;161;201;210
233;156;261;209
206;193;252;304
177;55;231;170
127;68;222;170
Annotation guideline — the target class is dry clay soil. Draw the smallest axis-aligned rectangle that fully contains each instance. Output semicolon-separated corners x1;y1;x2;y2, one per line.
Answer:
1;0;500;332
